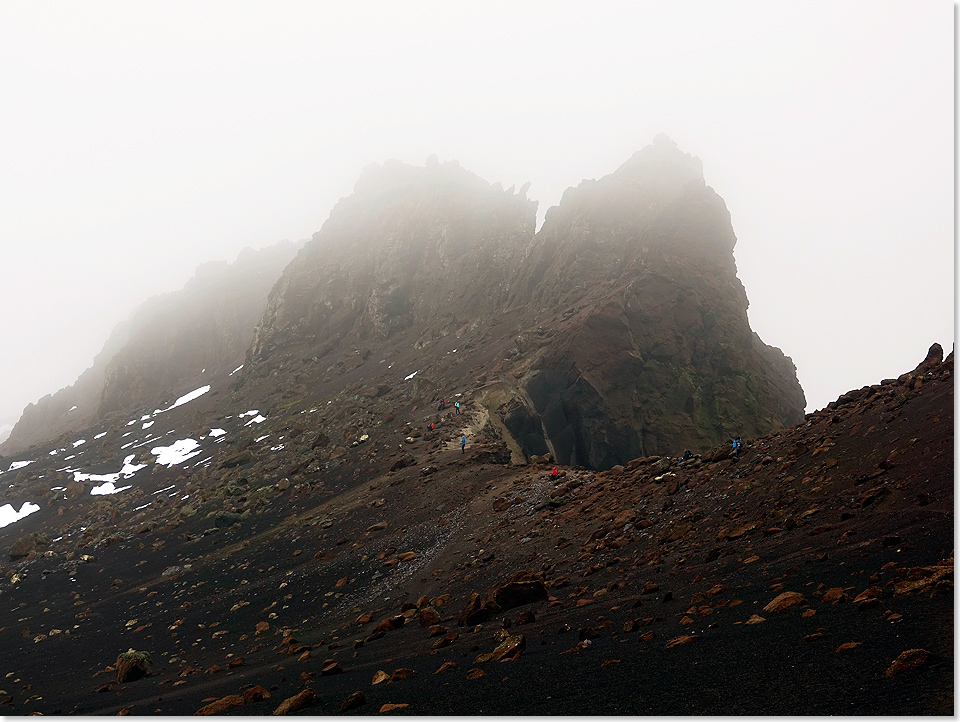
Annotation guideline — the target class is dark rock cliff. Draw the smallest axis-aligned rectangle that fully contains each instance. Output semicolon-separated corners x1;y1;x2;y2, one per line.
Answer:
247;157;537;372
243;137;805;469
497;135;806;467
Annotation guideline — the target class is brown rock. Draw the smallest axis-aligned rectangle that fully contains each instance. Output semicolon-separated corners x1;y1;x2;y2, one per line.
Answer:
255;621;270;634
373;615;405;634
356;612;373;625
196;694;245;715
457;592;489;626
638;631;655;641
821;587;848;604
371;670;391;685
8;535;37;560
242;686;271;703
340;691;366;712
885;649;930;678
665;635;698;648
435;661;458;674
745;614;765;625
397;551;420;562
419;607;441;627
484;570;548;612
763;591;805;615
853;587;881;603
515;610;536;625
272;688;317;715
390;668;417;682
115;650;153;683
321;660;344;675
465;668;486;680
893;565;953;596
380;703;410;713
836;642;861;653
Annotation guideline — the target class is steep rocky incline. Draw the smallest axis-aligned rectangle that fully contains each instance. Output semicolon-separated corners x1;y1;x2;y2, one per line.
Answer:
1;241;300;455
244;137;804;469
247;157;537;372
494;135;805;467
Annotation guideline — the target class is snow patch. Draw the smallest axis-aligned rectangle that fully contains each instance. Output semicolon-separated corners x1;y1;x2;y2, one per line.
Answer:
160;385;211;413
404;370;419;381
0;501;40;529
152;439;202;466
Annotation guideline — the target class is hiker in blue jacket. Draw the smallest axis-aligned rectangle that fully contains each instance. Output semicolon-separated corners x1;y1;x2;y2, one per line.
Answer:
460;434;466;453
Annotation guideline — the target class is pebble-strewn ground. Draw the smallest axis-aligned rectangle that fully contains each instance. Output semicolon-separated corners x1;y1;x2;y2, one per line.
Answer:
0;346;951;715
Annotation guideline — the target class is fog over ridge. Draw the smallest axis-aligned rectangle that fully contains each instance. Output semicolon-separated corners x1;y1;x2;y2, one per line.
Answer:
0;1;952;434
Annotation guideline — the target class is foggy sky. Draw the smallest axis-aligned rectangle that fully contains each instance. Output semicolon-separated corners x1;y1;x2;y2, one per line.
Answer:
0;1;953;440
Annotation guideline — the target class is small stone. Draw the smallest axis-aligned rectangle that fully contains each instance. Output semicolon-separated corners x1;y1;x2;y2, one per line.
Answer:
371;670;391;685
821;588;847;604
272;688;317;715
195;694;244;715
763;592;805;615
321;660;343;676
380;703;409;713
665;635;698;648
836;642;861;653
242;686;271;703
435;661;458;674
466;668;486;680
745;614;765;625
390;668;417;682
885;649;931;678
340;691;366;712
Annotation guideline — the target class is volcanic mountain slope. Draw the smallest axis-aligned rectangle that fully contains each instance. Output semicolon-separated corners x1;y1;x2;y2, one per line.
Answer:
0;343;950;715
1;240;301;455
240;137;803;470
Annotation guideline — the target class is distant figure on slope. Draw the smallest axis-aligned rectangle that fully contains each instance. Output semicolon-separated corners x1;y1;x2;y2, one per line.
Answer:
680;449;693;464
732;436;743;458
455;401;461;415
551;466;559;479
428;422;434;431
438;399;445;411
461;434;466;453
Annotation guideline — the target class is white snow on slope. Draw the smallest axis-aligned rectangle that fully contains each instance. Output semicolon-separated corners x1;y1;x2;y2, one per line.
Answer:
0;501;40;529
152;439;202;466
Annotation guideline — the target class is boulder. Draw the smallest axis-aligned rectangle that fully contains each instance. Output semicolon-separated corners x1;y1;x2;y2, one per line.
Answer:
484;570;548;612
272;688;317;715
116;650;153;683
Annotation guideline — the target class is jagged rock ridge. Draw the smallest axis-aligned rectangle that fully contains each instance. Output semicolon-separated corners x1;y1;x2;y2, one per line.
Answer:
244;137;804;468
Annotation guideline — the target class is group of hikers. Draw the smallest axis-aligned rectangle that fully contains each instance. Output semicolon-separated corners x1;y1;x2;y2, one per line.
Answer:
437;398;461;415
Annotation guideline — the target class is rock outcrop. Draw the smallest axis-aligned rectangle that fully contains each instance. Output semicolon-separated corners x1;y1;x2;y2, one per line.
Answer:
497;135;805;466
246;157;537;371
244;137;804;468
